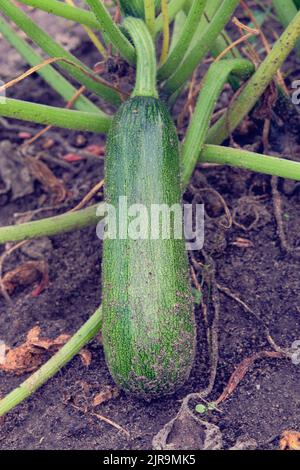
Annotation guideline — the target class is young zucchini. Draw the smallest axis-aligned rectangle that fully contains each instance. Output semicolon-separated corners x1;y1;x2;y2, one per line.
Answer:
101;18;196;399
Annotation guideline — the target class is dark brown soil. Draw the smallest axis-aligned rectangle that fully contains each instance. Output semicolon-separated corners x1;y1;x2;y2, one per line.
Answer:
0;5;300;451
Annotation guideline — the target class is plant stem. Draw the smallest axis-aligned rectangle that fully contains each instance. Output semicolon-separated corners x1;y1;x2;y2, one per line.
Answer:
159;0;170;65
0;0;121;106
206;9;300;145
0;307;103;417
85;0;135;64
158;0;206;81
162;0;240;96
155;0;186;35
16;0;101;30
0;204;103;245
0;16;100;114
124;17;158;98
273;0;300;54
182;59;254;185
144;0;156;37
0;99;111;134
199;145;300;181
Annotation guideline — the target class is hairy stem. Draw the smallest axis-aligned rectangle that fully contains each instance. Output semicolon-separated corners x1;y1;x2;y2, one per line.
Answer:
273;0;300;54
207;9;300;144
0;307;103;417
0;0;121;105
0;99;111;134
162;0;240;95
158;0;206;81
85;0;135;64
144;0;156;37
124;17;158;98
182;59;254;185
199;145;300;181
0;16;100;114
155;0;186;34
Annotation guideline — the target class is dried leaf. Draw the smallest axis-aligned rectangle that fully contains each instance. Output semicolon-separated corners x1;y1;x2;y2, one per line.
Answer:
216;351;284;405
0;326;89;375
86;144;105;156
280;431;300;450
1;260;48;296
93;386;119;407
79;349;92;367
26;156;67;203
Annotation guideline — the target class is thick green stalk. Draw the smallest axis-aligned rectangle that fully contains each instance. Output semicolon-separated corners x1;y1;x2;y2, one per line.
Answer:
273;0;300;54
0;1;121;106
0;16;100;114
15;0;101;31
158;0;207;81
124;17;158;98
155;0;187;34
144;0;156;37
0;204;102;245
0;307;102;417
169;10;186;52
207;9;300;145
199;145;300;181
182;59;254;185
85;0;135;64
0;99;111;134
163;0;240;95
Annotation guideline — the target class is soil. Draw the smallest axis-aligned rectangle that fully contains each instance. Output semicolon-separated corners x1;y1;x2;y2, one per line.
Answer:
0;3;300;451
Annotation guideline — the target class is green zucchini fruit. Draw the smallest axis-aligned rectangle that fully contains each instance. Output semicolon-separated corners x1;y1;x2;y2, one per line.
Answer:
102;96;196;399
120;0;161;18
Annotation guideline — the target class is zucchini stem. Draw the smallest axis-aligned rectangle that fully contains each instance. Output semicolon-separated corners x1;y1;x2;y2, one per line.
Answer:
162;0;240;96
0;0;121;105
84;0;135;64
207;9;300;145
199;145;300;181
0;99;112;133
0;204;103;245
158;0;206;81
0;307;102;417
124;17;158;98
144;0;156;38
155;0;187;35
182;59;254;185
0;16;100;114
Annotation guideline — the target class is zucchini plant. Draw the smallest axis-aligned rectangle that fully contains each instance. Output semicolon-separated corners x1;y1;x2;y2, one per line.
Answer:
1;0;300;414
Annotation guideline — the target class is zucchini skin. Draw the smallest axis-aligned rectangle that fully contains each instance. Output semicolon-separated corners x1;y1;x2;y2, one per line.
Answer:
120;0;161;18
102;96;196;399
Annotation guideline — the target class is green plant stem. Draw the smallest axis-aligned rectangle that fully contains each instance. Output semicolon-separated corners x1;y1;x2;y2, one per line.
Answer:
144;0;156;37
199;145;300;181
0;204;103;245
0;307;103;417
15;0;101;31
124;17;158;98
155;0;186;34
273;0;300;54
182;59;254;185
207;9;300;145
169;10;186;52
0;16;100;114
158;0;206;81
0;99;111;134
85;0;135;64
162;0;240;96
0;0;121;106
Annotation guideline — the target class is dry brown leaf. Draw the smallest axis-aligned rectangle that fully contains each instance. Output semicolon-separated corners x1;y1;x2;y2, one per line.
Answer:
93;386;120;407
26;156;67;203
280;431;300;450
216;351;284;405
79;349;92;367
0;326;89;375
1;260;48;296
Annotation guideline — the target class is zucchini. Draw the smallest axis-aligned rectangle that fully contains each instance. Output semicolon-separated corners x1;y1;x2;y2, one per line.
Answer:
120;0;161;18
101;17;196;399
